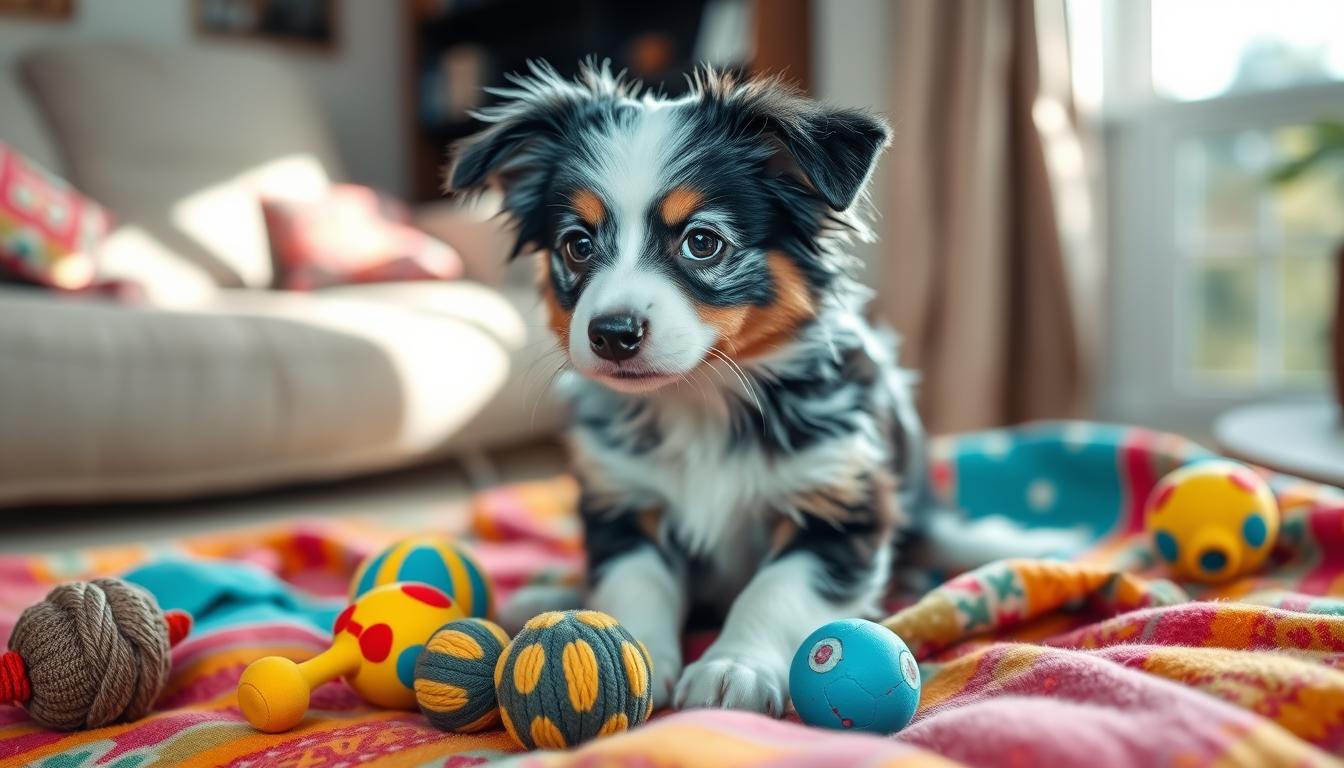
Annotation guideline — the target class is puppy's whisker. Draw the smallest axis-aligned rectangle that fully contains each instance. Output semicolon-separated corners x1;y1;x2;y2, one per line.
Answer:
682;364;714;411
530;359;571;429
517;344;568;416
708;347;765;424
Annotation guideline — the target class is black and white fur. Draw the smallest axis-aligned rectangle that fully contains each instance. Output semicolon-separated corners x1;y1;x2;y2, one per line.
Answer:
448;62;1066;715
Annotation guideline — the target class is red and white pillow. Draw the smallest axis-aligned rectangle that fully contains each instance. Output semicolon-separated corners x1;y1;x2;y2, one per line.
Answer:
262;184;463;291
0;143;113;291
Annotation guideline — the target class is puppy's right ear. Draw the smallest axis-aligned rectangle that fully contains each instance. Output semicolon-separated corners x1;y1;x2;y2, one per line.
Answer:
447;61;615;257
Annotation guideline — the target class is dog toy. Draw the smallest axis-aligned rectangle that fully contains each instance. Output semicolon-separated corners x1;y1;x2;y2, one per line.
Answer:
495;610;653;750
789;618;921;734
237;582;463;732
351;536;494;618
414;617;511;732
1145;459;1280;583
1;579;192;731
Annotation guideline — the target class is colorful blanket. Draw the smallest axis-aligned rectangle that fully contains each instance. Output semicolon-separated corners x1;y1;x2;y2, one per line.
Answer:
2;422;1343;767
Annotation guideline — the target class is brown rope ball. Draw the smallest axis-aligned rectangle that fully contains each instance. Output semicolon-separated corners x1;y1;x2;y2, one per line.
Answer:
2;578;191;731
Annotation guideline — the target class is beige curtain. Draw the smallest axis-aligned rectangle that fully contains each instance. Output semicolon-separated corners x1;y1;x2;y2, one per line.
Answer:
877;0;1098;434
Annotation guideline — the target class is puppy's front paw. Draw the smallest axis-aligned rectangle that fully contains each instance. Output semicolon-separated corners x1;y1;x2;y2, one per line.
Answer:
674;653;787;716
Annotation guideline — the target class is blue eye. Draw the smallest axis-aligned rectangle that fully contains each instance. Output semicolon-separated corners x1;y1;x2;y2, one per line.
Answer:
680;229;725;264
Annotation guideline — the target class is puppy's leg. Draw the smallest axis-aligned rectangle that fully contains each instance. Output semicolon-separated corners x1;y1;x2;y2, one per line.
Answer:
584;504;687;708
589;547;686;707
675;524;889;716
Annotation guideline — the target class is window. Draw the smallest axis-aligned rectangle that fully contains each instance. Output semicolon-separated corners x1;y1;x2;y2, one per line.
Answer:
1178;126;1340;389
1081;0;1344;431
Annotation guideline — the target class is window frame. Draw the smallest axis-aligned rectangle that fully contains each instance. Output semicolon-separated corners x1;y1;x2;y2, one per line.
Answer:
1097;0;1343;433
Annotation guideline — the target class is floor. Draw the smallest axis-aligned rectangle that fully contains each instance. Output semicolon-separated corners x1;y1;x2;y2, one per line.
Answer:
0;441;568;556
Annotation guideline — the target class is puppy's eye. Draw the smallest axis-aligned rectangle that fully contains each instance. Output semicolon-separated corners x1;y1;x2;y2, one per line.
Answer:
561;233;595;271
680;229;725;265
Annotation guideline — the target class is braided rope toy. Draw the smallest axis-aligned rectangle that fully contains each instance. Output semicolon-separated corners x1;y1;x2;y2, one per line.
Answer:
0;578;192;731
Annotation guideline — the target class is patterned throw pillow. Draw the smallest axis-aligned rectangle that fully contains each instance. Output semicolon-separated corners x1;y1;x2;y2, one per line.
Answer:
262;185;463;290
0;143;112;290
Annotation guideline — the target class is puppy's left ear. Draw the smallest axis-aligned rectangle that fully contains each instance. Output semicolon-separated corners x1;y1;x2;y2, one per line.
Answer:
772;104;891;212
444;61;600;256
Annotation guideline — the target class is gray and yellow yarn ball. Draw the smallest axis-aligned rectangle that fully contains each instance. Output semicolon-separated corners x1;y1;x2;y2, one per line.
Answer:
414;618;512;733
495;610;654;750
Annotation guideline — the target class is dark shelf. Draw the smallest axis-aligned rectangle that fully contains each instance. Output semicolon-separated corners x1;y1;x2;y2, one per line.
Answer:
407;0;721;201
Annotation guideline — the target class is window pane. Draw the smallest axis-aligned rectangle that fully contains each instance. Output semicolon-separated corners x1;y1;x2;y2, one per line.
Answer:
1177;123;1340;390
1179;131;1268;240
1281;250;1336;381
1189;255;1259;383
1152;0;1344;101
1271;125;1344;241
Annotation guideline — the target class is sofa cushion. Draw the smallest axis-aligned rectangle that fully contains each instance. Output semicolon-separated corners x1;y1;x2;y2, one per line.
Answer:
0;142;111;290
264;185;463;290
320;281;568;451
0;280;539;506
20;43;346;289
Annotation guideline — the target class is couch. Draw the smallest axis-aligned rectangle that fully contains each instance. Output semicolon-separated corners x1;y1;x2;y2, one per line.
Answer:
0;43;565;508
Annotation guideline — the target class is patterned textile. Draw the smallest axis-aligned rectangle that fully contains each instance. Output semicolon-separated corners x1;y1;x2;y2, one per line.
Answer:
0;143;112;291
262;184;463;291
2;422;1343;767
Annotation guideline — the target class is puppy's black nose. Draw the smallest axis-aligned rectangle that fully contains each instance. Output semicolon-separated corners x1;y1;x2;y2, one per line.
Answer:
588;312;646;362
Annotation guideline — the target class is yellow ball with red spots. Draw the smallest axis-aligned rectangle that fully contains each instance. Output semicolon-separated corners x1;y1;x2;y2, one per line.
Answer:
495;610;653;750
1145;460;1280;583
331;582;466;709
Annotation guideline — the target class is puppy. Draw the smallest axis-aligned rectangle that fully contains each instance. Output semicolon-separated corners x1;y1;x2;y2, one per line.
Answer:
449;63;928;715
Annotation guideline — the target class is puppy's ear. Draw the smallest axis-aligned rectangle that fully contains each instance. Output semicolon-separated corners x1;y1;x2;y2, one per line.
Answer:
697;72;891;212
446;61;619;255
771;105;891;212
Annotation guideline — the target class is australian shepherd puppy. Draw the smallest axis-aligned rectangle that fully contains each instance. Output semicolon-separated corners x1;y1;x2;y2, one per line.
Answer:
449;63;931;716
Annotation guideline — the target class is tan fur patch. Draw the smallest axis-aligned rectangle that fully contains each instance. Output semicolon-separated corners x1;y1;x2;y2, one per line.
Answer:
696;252;816;361
785;468;900;532
636;509;663;541
659;186;703;227
769;519;800;556
537;256;572;342
572;188;605;227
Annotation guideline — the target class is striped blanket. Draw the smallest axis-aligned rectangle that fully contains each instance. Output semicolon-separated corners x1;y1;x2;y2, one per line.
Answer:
2;422;1343;767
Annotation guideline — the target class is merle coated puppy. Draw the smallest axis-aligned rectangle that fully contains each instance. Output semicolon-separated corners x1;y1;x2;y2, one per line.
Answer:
448;63;932;715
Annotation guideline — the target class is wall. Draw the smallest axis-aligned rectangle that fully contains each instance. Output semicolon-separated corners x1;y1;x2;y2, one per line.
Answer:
813;0;890;287
0;0;408;195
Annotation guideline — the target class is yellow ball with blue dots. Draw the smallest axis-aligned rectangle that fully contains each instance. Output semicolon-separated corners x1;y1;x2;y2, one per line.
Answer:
494;610;653;750
352;536;494;619
1145;460;1280;583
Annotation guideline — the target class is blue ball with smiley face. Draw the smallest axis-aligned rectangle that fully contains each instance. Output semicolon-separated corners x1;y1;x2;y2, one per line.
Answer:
789;618;921;734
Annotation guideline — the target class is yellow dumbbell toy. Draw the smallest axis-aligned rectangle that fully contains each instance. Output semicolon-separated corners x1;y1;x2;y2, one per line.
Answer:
1145;460;1280;583
237;582;464;732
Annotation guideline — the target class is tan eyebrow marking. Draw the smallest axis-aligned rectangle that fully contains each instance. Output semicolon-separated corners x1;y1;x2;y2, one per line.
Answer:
572;188;605;227
659;186;703;227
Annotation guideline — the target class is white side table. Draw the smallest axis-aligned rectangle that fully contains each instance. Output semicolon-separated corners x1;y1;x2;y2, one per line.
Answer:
1214;401;1344;488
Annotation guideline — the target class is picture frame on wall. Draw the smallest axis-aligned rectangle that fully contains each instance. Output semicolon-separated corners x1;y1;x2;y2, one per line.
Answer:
0;0;74;19
196;0;337;51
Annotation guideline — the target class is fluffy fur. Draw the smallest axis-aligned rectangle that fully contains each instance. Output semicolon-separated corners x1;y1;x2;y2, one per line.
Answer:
449;62;934;714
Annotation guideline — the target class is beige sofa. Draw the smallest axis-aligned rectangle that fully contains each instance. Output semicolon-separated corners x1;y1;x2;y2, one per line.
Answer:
0;43;565;508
